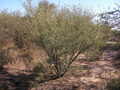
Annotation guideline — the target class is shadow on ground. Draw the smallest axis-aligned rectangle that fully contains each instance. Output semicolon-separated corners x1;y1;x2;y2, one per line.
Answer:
0;69;33;90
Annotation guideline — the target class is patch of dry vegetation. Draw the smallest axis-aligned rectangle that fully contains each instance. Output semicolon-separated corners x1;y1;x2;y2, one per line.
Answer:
0;0;119;90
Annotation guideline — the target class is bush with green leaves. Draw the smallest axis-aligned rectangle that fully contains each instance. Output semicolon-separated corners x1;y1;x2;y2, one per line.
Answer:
106;78;120;90
0;11;32;68
28;0;111;80
110;30;120;42
0;11;32;48
0;0;111;83
0;50;9;70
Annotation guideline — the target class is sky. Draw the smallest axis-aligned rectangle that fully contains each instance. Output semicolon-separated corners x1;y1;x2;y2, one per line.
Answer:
0;0;119;14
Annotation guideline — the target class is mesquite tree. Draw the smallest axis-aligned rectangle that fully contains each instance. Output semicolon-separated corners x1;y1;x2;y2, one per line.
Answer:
28;0;111;79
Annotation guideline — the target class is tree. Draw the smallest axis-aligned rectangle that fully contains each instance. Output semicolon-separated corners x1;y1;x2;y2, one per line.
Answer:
99;8;120;42
23;0;34;17
29;1;111;81
99;9;120;29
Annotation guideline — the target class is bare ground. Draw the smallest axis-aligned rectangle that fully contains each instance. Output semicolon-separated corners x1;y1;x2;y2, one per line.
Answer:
0;46;120;90
31;50;120;90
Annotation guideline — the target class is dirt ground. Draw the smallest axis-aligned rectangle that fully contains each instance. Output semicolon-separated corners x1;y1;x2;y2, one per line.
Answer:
0;43;120;90
32;50;120;90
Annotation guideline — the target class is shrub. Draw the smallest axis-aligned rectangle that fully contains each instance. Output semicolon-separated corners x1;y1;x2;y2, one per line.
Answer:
0;50;9;70
28;0;111;80
0;0;111;83
106;78;120;90
0;11;32;49
0;10;32;68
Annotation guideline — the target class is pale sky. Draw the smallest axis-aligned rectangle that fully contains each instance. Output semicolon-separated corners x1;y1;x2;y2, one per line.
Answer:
0;0;119;14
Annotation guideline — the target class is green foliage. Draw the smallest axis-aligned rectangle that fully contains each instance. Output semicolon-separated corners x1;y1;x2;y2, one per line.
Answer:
0;50;9;70
111;30;120;36
0;10;32;48
0;85;8;90
106;78;120;90
33;63;48;81
0;0;111;83
0;10;32;67
30;0;111;78
110;30;120;42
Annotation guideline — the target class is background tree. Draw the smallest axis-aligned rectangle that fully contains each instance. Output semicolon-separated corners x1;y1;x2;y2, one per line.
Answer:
99;6;120;30
99;8;120;42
